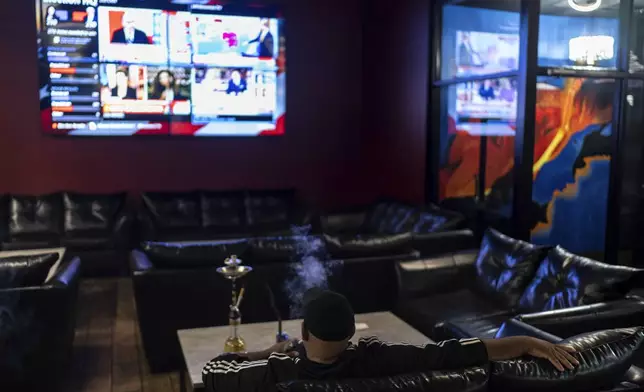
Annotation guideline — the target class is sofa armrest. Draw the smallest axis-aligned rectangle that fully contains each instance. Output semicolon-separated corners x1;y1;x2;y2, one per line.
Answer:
50;256;81;287
395;249;478;300
495;318;562;342
412;229;478;256
130;250;154;274
516;296;644;339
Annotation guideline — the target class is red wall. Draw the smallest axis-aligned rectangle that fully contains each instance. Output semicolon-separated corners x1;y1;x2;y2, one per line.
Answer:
0;0;369;209
0;0;430;208
362;0;430;204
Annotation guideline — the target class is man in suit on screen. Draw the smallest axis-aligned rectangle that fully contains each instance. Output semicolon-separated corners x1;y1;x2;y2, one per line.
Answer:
111;12;150;44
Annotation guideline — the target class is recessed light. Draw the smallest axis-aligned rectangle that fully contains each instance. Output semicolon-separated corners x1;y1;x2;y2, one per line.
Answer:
568;0;602;12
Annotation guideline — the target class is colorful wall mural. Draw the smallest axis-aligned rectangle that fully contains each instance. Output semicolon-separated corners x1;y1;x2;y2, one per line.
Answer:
439;78;614;255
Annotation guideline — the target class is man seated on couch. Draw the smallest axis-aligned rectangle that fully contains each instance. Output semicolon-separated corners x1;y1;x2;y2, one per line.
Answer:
203;289;578;392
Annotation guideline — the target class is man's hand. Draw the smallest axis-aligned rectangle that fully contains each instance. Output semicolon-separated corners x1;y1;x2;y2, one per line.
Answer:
524;337;579;371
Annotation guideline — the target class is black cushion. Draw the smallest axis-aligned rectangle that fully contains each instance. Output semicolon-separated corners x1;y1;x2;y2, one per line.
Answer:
8;194;61;237
323;233;413;259
395;289;509;340
141;192;201;229
200;191;245;229
518;246;643;313
0;253;59;288
276;367;488;392
474;229;550;309
63;192;125;233
491;327;644;392
245;190;294;228
141;240;249;269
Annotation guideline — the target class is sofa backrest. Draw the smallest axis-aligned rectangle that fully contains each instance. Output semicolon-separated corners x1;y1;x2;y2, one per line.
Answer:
517;246;644;313
8;194;63;238
141;191;201;229
364;201;466;235
276;366;488;392
244;189;296;229
200;191;246;230
63;192;126;234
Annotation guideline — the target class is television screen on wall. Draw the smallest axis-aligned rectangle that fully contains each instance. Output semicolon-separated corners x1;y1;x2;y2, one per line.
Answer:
36;0;285;136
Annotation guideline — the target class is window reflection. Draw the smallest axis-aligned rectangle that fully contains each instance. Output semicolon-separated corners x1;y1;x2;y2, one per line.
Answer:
441;4;519;80
539;2;619;69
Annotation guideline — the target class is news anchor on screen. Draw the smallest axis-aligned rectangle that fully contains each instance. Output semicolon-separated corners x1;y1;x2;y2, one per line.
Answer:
150;70;187;101
226;71;247;95
111;70;137;99
111;12;150;44
245;18;274;58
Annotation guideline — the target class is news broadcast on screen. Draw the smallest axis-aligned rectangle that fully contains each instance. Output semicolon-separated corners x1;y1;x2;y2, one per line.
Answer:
37;0;285;136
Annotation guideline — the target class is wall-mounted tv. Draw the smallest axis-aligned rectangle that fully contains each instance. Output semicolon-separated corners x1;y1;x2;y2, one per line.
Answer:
36;0;285;136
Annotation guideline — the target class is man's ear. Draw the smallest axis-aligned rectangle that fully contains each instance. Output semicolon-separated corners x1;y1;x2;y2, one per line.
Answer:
301;322;309;341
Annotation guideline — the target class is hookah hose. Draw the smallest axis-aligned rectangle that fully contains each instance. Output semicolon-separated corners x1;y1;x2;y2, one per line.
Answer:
266;283;289;342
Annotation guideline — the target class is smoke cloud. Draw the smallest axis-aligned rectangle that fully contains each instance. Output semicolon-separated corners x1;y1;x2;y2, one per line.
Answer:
284;225;342;318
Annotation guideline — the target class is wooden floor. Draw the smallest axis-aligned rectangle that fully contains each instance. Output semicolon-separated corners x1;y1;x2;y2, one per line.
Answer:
66;278;185;392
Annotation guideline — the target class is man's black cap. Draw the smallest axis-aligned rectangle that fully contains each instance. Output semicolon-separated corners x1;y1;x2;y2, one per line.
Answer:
302;288;355;342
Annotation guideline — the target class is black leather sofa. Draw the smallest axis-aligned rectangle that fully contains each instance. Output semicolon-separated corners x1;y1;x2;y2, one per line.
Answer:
395;228;644;342
276;327;644;392
131;237;420;373
138;189;313;242
0;192;133;277
0;252;81;391
319;201;476;257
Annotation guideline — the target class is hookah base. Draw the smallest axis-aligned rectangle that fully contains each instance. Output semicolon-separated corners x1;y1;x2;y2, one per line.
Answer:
224;336;246;353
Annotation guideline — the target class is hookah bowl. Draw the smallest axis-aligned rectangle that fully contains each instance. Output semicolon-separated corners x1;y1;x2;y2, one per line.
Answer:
216;255;253;353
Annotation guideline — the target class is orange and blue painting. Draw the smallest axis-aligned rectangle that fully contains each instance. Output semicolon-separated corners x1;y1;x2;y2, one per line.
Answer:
440;77;613;254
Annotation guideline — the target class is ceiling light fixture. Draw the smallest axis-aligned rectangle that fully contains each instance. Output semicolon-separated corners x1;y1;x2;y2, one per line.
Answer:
568;0;602;12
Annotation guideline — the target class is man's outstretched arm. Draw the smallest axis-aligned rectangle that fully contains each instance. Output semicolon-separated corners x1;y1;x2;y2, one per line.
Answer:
482;336;579;371
361;336;579;376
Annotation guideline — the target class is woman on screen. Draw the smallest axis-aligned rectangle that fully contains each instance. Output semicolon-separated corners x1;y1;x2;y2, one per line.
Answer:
226;70;247;95
151;70;186;101
111;69;137;99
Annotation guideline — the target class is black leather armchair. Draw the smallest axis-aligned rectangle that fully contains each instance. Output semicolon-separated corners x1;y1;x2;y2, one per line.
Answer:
0;192;133;277
395;229;644;342
0;254;81;391
138;189;313;242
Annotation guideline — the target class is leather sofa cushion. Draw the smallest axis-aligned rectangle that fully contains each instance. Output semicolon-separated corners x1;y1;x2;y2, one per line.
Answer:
141;192;201;229
141;240;249;269
277;366;488;392
491;327;644;392
518;246;643;313
395;288;509;340
475;228;550;309
320;212;367;235
248;236;326;264
323;233;412;259
364;202;419;234
63;192;125;233
8;194;62;237
0;253;59;288
200;191;245;229
245;190;294;228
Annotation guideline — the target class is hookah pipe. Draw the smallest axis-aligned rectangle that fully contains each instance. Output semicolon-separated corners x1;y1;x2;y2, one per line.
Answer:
266;283;289;343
